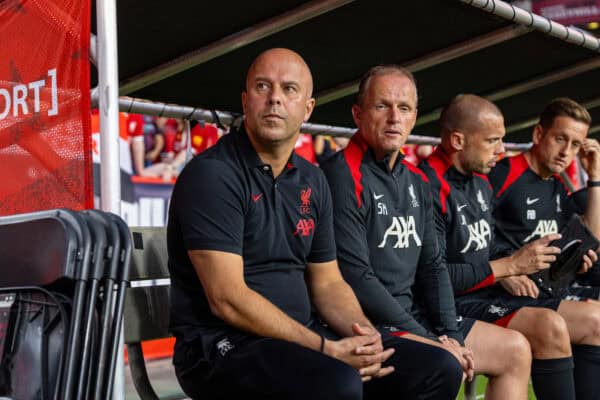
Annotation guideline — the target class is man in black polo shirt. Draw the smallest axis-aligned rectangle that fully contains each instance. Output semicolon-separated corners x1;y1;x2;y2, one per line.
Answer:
322;66;532;399
167;48;462;400
419;94;597;400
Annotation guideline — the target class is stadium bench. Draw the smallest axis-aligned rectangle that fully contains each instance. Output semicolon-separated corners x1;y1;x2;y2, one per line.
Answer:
124;226;479;400
125;226;186;400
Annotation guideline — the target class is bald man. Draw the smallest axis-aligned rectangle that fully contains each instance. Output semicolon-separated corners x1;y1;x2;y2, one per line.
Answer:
167;49;461;400
419;94;600;400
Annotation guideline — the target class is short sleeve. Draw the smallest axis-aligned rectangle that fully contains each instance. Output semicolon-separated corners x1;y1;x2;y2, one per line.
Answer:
171;158;246;255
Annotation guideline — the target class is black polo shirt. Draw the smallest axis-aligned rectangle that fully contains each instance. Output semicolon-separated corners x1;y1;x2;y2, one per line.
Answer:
167;127;337;351
488;153;584;253
420;148;497;295
321;132;462;343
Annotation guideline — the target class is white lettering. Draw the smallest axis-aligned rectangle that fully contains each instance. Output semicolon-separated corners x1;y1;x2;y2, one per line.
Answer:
460;219;492;253
28;79;45;113
378;216;422;248
0;68;59;121
47;68;58;116
12;84;28;117
523;219;558;242
97;197;169;227
377;202;388;215
0;89;9;119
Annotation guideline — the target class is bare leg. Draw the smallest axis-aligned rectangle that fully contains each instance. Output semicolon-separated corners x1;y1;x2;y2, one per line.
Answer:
465;321;531;400
558;300;600;345
507;307;571;358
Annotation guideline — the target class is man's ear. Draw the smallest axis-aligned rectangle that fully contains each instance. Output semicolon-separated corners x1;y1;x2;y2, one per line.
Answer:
450;131;465;151
532;124;544;145
304;98;316;122
351;104;361;128
241;91;247;114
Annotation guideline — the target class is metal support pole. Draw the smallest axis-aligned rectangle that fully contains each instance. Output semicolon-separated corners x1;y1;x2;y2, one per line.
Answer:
184;119;193;164
461;0;600;52
96;0;124;399
97;0;121;214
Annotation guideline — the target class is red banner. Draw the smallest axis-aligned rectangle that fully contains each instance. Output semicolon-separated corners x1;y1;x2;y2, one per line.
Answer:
0;0;92;215
533;0;600;26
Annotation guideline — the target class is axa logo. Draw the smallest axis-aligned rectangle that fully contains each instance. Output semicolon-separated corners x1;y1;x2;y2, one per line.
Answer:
293;218;315;237
460;219;491;254
378;216;422;248
300;188;312;214
523;219;558;242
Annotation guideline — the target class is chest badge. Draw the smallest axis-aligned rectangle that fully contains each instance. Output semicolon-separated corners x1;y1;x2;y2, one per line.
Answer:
409;184;419;208
294;187;315;237
300;188;312;214
477;190;488;212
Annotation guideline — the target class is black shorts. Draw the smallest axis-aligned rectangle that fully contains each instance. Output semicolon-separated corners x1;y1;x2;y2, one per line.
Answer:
455;285;562;327
411;307;476;339
563;284;600;301
174;323;462;400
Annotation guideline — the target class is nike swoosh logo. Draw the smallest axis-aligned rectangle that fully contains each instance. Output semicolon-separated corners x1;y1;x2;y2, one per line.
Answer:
252;193;263;202
374;193;384;200
526;197;539;205
457;204;467;211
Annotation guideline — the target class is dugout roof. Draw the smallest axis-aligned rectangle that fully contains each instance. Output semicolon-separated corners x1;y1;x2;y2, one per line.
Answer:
91;0;600;143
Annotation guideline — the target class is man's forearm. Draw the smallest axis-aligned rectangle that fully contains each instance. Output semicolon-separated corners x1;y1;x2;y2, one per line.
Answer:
311;279;373;337
213;285;323;351
489;257;515;279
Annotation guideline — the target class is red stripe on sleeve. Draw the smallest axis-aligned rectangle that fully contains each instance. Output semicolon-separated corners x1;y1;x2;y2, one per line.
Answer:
402;159;429;182
496;154;529;198
425;149;452;215
343;133;368;208
389;331;409;337
462;274;495;294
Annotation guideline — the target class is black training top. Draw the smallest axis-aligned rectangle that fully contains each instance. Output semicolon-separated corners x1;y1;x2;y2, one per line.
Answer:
488;153;584;253
321;133;462;343
420;148;499;295
167;127;337;350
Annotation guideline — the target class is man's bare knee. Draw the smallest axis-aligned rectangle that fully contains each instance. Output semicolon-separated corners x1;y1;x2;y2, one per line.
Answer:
509;308;571;358
505;330;532;368
571;303;600;345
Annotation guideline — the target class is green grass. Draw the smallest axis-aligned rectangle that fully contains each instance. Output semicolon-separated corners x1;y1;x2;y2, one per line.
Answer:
456;376;537;399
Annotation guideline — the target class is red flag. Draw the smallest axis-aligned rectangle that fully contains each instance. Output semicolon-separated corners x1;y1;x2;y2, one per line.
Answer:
0;0;92;214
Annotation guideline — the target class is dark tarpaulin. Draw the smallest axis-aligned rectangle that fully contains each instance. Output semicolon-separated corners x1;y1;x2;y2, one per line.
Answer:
92;0;600;142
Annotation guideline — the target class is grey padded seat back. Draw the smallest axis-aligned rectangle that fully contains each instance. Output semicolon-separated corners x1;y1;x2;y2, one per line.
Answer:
125;227;171;344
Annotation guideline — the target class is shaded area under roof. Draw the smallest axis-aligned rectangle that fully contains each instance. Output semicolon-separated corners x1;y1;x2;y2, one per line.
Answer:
92;0;600;141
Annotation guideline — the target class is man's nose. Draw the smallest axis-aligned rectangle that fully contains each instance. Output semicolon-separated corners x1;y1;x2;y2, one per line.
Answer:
268;86;282;105
388;107;401;123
